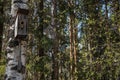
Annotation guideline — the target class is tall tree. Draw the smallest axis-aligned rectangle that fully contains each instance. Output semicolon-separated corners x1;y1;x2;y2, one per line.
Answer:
37;0;44;57
5;0;29;80
68;0;74;79
68;0;78;79
51;0;59;79
0;0;4;58
38;0;45;79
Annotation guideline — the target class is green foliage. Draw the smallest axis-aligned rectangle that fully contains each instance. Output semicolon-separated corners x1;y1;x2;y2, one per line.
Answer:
40;36;53;51
0;65;5;79
0;58;5;79
1;0;120;79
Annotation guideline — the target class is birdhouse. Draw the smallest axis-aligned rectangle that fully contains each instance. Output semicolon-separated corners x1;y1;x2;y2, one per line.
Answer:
14;8;29;40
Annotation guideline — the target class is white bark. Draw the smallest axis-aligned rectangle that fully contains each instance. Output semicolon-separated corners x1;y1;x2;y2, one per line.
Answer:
5;43;27;80
5;0;28;80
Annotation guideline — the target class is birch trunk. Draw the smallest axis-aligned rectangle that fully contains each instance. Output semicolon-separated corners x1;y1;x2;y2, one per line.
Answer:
5;0;28;80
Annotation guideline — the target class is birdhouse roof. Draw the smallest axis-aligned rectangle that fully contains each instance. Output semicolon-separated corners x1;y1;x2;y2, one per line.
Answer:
17;8;29;15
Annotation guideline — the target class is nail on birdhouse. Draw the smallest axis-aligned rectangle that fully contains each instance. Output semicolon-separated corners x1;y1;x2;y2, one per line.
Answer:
14;8;29;40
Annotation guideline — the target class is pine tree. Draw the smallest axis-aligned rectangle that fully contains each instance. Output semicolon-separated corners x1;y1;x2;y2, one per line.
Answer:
51;0;59;79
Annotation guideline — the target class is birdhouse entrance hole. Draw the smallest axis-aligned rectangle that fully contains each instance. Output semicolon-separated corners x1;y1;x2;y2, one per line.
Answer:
20;21;24;28
21;21;24;25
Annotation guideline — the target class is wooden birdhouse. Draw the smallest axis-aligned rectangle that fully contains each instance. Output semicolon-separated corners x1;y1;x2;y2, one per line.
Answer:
14;8;29;40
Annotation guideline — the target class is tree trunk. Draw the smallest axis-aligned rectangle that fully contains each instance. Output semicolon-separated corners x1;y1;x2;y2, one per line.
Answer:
105;0;110;48
73;22;77;79
68;0;76;79
51;0;59;79
38;0;45;79
0;1;4;59
69;14;74;80
38;0;44;57
5;0;29;80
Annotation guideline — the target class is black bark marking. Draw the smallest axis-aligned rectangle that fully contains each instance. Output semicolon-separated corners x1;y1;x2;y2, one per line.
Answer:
6;49;13;53
4;74;7;79
17;65;26;73
7;58;14;62
9;40;19;47
21;65;25;74
8;78;11;80
11;65;18;70
13;0;24;3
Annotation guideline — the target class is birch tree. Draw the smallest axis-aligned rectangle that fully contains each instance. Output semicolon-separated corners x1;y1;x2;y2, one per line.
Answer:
5;0;29;80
